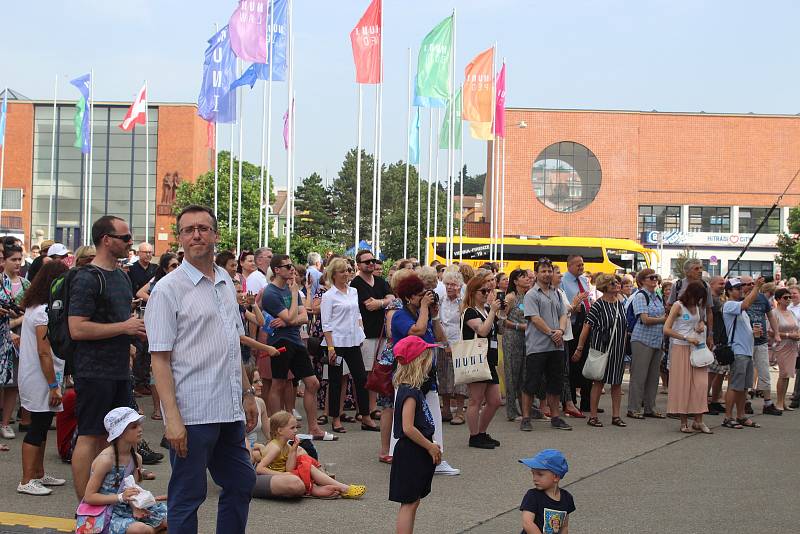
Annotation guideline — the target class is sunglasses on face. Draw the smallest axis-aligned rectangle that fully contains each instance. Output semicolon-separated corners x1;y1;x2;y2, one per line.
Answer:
338;268;354;274
478;288;491;295
359;259;377;265
105;233;132;242
276;263;294;270
646;275;659;281
781;295;791;300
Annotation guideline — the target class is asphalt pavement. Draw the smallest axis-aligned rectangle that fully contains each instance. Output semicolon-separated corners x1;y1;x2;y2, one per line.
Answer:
1;374;798;534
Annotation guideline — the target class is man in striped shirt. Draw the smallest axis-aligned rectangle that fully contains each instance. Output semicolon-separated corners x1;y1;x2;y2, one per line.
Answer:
147;205;257;534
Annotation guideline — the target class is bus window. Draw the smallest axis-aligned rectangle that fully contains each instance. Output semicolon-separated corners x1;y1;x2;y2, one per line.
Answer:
606;249;638;272
634;252;648;272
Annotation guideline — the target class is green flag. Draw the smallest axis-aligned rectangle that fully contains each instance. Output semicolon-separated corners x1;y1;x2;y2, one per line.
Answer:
73;96;86;150
439;89;462;150
416;15;453;101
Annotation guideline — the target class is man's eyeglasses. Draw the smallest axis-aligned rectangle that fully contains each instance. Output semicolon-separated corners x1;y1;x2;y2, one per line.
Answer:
276;263;294;270
105;233;132;242
178;225;214;237
359;258;377;265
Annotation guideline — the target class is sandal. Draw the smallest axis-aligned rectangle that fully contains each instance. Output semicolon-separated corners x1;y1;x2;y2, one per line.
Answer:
737;418;761;428
317;415;329;425
611;417;627;427
450;414;465;425
0;443;9;452
692;422;713;434
643;411;666;419
151;413;163;421
340;414;356;423
722;418;743;429
341;484;367;499
680;424;693;433
587;417;603;427
331;423;347;434
370;410;382;420
626;411;644;420
441;413;453;422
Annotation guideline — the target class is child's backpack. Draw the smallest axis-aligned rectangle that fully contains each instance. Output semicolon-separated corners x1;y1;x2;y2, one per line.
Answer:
47;266;107;372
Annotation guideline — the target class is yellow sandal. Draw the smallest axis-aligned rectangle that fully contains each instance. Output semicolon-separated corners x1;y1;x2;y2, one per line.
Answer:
341;484;367;499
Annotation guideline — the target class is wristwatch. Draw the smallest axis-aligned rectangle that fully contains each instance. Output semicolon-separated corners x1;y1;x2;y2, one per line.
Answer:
243;386;256;397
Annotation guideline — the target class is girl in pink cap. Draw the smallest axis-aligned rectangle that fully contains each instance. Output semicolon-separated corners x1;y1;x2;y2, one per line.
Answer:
390;335;442;534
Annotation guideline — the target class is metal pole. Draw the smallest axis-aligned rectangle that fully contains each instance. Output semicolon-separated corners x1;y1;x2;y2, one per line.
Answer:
236;73;244;256
87;69;95;234
48;77;58;237
264;0;275;247
458;112;464;262
425;108;433;265
144;80;150;244
355;85;363;254
403;47;411;258
284;0;293;255
433;108;440;263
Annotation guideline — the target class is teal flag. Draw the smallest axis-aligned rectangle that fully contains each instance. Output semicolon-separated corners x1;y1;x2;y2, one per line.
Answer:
439;89;462;150
415;15;453;101
73;96;87;151
409;107;421;165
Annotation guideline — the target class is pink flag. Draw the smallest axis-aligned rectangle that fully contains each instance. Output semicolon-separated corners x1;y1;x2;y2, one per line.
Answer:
282;99;294;150
229;0;269;63
494;63;506;138
350;0;382;84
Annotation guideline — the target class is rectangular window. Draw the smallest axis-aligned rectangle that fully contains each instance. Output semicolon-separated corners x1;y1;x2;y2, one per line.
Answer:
727;260;774;278
638;205;681;233
1;189;23;211
738;207;781;234
688;206;730;233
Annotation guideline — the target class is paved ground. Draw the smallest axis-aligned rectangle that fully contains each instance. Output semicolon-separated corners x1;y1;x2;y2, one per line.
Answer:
1;374;798;533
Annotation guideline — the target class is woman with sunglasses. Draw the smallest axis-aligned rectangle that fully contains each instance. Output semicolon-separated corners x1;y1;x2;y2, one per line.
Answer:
627;268;667;420
769;287;800;411
572;273;628;428
321;258;377;433
462;276;503;449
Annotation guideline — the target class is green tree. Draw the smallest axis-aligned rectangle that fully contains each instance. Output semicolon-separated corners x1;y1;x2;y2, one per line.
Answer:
453;167;486;196
329;149;376;247
672;247;698;278
293;172;335;240
173;151;274;251
777;206;800;278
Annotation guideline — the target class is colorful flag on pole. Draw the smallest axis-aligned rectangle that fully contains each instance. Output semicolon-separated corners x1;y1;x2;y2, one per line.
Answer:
439;88;462;150
409;107;420;165
350;0;382;84
283;98;294;150
119;84;147;131
469;122;493;140
229;0;289;76
230;63;261;91
494;63;506;138
70;73;91;153
413;76;446;108
197;26;237;124
0;90;7;147
415;15;453;101
463;47;493;123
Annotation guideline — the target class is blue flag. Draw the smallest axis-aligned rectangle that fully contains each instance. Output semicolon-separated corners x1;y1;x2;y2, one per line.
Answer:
0;91;7;147
409;107;420;165
230;63;260;91
266;0;289;81
198;25;238;124
70;73;91;154
413;76;446;108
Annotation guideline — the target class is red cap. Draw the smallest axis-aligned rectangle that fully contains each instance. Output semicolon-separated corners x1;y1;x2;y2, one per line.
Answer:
393;336;438;365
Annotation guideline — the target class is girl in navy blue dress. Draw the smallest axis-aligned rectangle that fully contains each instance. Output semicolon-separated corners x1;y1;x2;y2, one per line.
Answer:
390;336;442;534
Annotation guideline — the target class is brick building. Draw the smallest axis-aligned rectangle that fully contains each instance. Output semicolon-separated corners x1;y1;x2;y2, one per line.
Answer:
0;89;211;254
486;107;800;277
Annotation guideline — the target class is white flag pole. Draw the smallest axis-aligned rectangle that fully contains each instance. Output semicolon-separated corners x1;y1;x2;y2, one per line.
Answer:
446;8;456;265
87;69;95;233
284;0;294;255
370;85;379;250
416;108;421;261
144;80;150;244
402;47;411;259
424;108;433;265
236;73;245;256
290;90;296;235
501;135;506;266
48;77;58;238
228;108;235;231
213;24;220;222
0;88;6;232
258;84;267;248
458;100;464;262
489;45;497;262
433;107;440;263
355;84;363;254
264;0;275;248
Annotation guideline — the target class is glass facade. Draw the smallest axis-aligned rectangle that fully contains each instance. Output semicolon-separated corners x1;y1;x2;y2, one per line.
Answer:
738;207;780;234
727;260;774;278
638;205;681;233
689;206;730;233
32;104;157;249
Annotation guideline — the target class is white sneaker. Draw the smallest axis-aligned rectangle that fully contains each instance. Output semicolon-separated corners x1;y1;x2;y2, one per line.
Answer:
434;460;461;476
0;425;15;439
292;409;303;421
36;474;67;486
17;480;52;496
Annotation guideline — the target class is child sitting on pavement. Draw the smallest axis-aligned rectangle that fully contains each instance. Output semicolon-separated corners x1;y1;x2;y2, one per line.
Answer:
518;449;575;534
255;410;366;499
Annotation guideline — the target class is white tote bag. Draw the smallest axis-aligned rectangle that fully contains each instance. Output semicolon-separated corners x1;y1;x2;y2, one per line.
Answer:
582;304;619;382
690;344;714;368
451;311;492;385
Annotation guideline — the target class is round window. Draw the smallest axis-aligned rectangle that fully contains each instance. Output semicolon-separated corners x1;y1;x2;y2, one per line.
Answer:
531;142;602;213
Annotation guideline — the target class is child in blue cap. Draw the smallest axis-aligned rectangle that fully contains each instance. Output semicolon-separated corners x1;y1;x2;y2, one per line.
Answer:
518;449;575;534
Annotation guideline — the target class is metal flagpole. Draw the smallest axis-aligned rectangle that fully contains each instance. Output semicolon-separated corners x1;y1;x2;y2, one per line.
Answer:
290;90;296;234
458;101;464;262
355;85;363;254
433;108;440;263
489;45;497;262
87;69;95;232
228;106;235;231
264;0;275;247
213;24;220;221
501;135;506;266
236;74;245;256
48;77;57;237
424;108;433;265
417;110;421;261
403;47;411;258
0;88;6;231
447;8;456;265
374;0;385;257
144;80;150;244
371;86;379;249
258;3;271;248
284;0;294;255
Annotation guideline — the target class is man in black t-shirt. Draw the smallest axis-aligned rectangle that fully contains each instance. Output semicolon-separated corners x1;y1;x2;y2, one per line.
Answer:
127;242;157;295
350;250;394;416
68;216;146;500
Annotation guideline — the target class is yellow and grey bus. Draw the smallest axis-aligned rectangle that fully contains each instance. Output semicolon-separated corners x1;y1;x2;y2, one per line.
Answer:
427;236;656;274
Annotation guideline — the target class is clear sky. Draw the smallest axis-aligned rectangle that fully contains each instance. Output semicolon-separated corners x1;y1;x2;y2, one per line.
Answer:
3;0;800;189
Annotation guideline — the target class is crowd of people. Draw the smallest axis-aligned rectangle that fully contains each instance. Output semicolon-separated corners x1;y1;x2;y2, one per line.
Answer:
0;205;797;533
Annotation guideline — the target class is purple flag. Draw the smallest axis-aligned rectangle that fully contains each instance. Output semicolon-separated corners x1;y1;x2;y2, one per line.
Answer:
282;98;294;150
230;0;268;62
197;26;237;123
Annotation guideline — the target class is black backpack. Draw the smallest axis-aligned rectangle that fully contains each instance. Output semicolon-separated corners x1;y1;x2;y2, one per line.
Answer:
47;266;107;373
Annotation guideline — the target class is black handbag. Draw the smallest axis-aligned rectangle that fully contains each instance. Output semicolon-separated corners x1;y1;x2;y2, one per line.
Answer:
713;310;738;366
